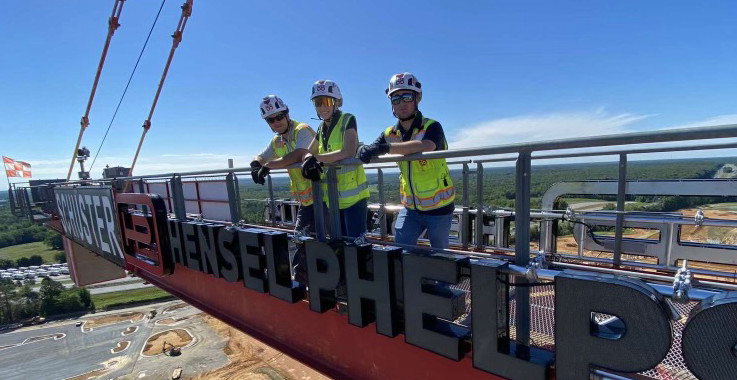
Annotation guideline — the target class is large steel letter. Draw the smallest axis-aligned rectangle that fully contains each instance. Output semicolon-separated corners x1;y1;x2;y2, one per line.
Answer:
403;251;470;360
344;244;401;337
471;259;549;379
305;239;343;312
238;228;267;293
262;230;305;303
555;272;673;379
682;291;737;380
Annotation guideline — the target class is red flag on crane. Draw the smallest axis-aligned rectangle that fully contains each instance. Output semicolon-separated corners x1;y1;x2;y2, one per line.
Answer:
3;156;32;178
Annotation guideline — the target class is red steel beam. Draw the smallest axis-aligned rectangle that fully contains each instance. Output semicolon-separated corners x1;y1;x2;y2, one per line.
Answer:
134;264;505;380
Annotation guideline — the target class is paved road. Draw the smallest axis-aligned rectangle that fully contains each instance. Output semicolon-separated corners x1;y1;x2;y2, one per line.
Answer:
89;282;155;295
0;313;153;380
27;275;151;295
0;301;230;380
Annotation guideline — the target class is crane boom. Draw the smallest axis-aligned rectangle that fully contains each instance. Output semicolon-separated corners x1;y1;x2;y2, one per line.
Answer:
127;0;193;182
65;0;126;181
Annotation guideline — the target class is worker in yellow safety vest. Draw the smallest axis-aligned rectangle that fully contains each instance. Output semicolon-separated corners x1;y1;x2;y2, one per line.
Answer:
358;72;455;248
301;80;369;240
251;95;321;233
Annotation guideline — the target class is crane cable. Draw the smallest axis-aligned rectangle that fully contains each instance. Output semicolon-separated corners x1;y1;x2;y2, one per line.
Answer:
89;0;167;173
65;0;126;181
125;0;194;190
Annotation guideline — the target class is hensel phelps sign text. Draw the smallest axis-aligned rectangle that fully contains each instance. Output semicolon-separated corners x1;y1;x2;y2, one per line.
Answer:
65;191;737;380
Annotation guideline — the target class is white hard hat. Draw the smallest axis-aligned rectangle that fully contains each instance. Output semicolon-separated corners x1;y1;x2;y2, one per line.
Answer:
311;80;342;100
259;95;288;119
386;72;422;96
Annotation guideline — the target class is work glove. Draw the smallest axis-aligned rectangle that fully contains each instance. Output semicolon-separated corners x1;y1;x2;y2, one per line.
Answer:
257;166;271;184
301;156;323;181
250;160;265;185
357;143;390;163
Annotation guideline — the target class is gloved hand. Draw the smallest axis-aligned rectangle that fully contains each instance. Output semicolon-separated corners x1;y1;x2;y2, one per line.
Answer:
250;160;265;185
357;143;390;163
301;156;323;181
257;166;271;184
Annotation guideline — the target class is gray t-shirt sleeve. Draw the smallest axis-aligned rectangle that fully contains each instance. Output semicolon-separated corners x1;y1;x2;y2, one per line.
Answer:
295;125;316;150
257;143;275;161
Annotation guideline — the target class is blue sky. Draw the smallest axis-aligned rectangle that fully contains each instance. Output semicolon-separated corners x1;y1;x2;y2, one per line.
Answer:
1;0;736;180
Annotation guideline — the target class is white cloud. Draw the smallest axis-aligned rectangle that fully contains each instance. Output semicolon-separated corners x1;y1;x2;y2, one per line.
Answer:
450;108;655;149
659;114;737;131
447;111;737;166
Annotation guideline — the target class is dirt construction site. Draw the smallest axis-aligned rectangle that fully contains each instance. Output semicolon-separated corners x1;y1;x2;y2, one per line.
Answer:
0;300;332;380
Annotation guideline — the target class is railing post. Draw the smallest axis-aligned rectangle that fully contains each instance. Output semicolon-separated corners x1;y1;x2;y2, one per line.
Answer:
326;167;342;240
8;184;16;216
514;151;532;358
613;153;627;267
311;179;326;242
225;172;240;223
461;163;470;249
377;168;387;238
267;174;277;225
475;162;485;251
171;175;186;220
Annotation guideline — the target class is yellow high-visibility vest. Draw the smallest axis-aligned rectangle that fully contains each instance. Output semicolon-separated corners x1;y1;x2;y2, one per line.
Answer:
383;118;455;211
317;112;369;209
271;120;316;206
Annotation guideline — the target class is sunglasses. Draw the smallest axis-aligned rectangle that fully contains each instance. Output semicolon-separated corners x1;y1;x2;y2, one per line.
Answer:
390;93;415;105
266;113;286;124
313;96;335;108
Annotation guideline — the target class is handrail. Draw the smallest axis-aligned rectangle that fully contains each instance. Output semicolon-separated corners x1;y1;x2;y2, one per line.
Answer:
47;122;737;184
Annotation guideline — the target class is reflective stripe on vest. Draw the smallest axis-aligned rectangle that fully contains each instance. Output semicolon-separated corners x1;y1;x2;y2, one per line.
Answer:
271;120;316;206
383;118;455;211
317;112;369;209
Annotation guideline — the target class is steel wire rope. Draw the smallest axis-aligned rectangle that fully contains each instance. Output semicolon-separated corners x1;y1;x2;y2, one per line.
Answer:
89;0;167;172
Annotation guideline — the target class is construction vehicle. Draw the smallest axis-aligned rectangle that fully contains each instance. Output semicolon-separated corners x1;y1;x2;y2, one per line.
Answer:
20;316;46;326
171;367;182;380
163;341;181;357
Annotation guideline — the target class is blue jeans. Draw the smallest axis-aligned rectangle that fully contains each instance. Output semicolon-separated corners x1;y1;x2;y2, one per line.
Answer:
394;208;453;249
339;198;368;239
295;203;328;233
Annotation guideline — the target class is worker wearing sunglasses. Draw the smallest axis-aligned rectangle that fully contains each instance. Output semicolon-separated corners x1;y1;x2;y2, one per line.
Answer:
252;95;321;237
358;72;456;249
301;80;369;240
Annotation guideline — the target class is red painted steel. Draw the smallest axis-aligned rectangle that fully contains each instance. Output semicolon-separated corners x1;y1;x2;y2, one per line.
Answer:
133;263;506;380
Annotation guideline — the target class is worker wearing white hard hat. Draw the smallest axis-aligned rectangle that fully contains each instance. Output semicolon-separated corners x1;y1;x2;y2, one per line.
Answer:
358;72;456;248
252;95;321;233
301;80;369;240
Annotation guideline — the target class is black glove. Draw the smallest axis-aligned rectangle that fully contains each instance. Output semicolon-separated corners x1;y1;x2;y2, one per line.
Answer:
257;166;270;184
301;156;323;181
357;143;390;163
250;160;264;185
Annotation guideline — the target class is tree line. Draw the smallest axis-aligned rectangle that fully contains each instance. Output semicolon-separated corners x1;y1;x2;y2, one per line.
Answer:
0;277;93;325
0;205;63;249
236;157;732;223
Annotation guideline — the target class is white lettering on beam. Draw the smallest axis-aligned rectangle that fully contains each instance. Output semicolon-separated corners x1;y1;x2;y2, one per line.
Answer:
93;195;111;255
101;195;124;260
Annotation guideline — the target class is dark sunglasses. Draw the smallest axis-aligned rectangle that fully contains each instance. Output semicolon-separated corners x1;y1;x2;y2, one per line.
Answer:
266;113;286;124
390;93;415;105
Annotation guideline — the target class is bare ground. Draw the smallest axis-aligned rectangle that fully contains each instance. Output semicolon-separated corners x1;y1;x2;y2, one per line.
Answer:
112;341;129;353
84;312;143;330
142;329;192;356
190;315;332;380
554;208;737;277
